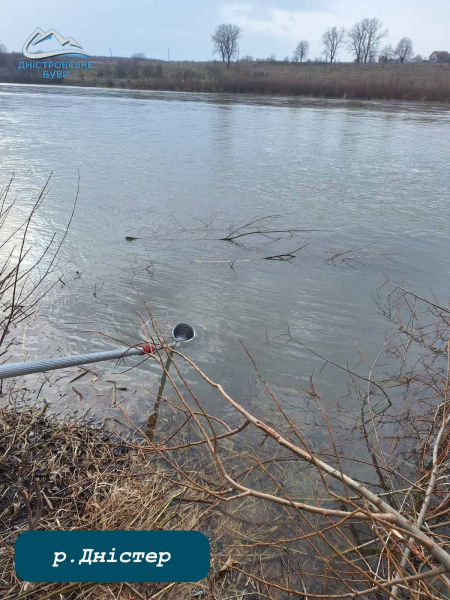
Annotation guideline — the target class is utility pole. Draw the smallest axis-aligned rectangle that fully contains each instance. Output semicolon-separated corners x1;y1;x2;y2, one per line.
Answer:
168;49;170;62
110;49;112;58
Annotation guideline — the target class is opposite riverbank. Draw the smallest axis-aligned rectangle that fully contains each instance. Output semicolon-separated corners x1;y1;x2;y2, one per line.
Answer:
2;56;450;101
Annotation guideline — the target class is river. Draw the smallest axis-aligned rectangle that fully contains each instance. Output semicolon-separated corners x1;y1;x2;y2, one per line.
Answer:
1;83;450;432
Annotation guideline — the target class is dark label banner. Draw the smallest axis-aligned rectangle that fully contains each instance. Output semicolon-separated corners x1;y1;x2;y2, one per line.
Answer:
15;531;210;583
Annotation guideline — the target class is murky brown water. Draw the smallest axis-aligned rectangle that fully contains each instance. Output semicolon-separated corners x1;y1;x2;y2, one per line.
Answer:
1;83;450;431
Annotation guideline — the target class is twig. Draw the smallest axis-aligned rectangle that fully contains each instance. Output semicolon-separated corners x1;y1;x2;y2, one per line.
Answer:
263;243;309;260
22;478;43;530
221;228;318;242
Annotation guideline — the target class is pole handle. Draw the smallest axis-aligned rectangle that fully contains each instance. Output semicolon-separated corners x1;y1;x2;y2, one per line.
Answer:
0;344;157;380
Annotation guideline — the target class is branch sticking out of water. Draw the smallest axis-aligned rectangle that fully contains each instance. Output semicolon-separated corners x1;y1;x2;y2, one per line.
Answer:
263;243;309;260
220;214;319;242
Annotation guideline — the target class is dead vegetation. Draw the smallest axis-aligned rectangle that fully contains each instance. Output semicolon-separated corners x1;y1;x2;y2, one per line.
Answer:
1;177;450;598
5;53;450;101
219;215;317;243
125;61;450;102
0;402;236;600
3;283;450;599
0;172;79;361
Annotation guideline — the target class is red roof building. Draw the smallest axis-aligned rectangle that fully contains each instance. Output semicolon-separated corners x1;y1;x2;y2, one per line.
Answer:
429;51;449;62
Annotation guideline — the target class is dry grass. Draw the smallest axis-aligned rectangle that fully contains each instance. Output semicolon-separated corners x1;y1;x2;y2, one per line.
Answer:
2;282;450;599
3;55;450;101
130;62;450;101
1;174;450;598
77;61;450;102
0;403;252;600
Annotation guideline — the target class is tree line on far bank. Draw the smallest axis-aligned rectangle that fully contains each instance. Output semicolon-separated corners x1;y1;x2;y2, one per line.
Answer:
211;19;447;66
1;22;449;103
1;17;447;72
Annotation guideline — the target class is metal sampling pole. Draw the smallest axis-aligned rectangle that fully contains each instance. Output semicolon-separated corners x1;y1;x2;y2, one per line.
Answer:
0;323;195;380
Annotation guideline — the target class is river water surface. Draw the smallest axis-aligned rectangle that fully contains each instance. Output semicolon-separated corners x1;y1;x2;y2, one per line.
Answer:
1;84;450;432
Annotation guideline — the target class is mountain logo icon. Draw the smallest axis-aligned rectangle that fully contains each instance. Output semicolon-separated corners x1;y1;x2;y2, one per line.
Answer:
23;28;90;59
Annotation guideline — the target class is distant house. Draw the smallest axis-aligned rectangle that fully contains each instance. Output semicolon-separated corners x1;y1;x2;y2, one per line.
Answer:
429;51;449;63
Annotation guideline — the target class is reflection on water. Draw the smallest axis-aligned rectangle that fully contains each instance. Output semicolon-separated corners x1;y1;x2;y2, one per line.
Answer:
1;83;450;429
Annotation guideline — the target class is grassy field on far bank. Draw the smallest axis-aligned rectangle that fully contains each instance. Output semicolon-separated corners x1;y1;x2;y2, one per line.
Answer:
2;55;450;101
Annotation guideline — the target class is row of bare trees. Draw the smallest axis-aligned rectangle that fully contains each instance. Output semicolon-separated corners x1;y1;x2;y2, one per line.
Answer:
380;38;415;63
293;26;415;65
211;19;418;66
321;19;415;63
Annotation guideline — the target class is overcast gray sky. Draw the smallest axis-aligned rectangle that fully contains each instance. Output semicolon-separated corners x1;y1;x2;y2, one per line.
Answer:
2;0;449;61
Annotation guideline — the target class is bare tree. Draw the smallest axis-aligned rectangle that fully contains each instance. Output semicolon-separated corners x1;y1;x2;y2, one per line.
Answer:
347;18;387;63
212;24;242;67
347;20;366;63
395;37;414;63
368;48;378;62
0;43;6;67
379;44;395;63
321;27;346;63
130;54;145;79
362;18;387;62
292;40;309;63
412;53;423;62
142;63;155;81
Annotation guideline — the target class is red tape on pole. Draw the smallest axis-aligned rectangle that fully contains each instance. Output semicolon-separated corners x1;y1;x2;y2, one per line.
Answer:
140;344;156;354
